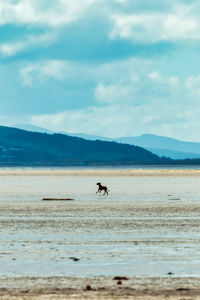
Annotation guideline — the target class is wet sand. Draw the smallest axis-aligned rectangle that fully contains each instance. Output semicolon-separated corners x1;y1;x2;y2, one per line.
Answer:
1;168;200;299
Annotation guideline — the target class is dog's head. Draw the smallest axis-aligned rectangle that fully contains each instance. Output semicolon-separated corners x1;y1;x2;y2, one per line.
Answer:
96;182;101;186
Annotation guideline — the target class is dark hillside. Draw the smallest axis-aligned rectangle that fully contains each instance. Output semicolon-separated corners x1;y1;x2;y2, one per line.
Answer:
0;125;170;166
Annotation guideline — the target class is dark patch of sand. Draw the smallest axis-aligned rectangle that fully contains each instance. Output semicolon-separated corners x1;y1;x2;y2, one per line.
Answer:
42;198;74;201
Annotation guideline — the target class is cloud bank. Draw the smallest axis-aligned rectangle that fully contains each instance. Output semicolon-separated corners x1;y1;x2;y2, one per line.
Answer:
0;0;200;141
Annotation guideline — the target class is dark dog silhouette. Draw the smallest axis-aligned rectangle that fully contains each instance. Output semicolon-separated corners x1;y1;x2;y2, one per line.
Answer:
96;182;108;195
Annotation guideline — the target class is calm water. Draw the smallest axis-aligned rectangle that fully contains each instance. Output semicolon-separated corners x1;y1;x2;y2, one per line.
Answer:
0;169;200;277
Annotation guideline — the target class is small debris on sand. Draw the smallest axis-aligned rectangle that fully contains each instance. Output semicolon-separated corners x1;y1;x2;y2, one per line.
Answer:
113;276;129;281
20;290;29;294
42;198;74;201
69;257;80;262
117;280;122;285
85;285;92;291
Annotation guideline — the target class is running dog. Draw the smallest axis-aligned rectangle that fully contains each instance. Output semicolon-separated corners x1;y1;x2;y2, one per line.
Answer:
96;182;109;195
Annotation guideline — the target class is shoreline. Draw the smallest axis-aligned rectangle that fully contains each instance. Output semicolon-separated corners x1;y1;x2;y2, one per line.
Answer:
0;168;200;176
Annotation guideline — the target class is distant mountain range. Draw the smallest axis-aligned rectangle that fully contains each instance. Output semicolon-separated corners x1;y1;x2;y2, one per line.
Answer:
14;124;112;141
115;135;200;159
14;124;200;159
14;124;53;134
0;125;170;166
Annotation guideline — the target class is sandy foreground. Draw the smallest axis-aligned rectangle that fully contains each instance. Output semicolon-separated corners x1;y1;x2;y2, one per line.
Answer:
1;276;200;299
1;168;200;299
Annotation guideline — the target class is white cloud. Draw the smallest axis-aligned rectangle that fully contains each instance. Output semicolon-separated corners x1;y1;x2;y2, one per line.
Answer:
18;57;150;88
32;111;68;127
25;57;190;139
115;0;126;4
186;75;200;88
7;53;200;141
20;60;68;87
131;75;139;83
0;32;56;57
2;1;199;58
0;0;97;26
6;55;200;141
110;3;200;43
30;96;200;140
148;71;162;81
169;76;179;87
30;105;141;137
94;64;179;105
0;0;101;57
185;75;200;94
95;82;138;103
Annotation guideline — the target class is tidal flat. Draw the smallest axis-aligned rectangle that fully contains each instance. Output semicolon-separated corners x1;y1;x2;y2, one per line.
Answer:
1;168;200;299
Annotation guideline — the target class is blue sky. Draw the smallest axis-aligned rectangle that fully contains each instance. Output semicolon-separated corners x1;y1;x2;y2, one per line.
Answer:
1;0;200;141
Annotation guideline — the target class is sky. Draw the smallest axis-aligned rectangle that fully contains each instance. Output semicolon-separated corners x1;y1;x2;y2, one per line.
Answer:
1;0;200;141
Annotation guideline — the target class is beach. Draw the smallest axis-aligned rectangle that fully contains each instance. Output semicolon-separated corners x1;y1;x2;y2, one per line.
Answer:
1;168;200;299
1;276;200;299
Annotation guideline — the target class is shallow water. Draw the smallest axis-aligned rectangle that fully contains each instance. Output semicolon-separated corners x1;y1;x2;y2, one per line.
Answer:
1;170;200;277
